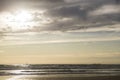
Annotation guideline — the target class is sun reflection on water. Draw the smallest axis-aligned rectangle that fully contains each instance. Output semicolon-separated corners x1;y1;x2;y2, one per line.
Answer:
10;70;26;74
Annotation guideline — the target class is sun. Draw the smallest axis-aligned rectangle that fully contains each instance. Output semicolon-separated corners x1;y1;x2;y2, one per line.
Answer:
14;10;33;22
0;9;34;31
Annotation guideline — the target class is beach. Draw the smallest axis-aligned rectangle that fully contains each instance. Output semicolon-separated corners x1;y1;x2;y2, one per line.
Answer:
0;75;120;80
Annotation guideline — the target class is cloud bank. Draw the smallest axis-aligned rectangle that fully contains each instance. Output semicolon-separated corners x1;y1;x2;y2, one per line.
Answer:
0;0;119;33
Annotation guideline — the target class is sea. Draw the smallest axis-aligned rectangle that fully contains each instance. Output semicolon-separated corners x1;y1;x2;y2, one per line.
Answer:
0;64;120;80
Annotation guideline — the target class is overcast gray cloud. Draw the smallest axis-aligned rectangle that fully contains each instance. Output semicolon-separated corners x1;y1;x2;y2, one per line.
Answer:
0;0;120;32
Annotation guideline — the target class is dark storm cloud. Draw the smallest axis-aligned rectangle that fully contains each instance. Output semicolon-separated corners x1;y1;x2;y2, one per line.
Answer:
37;0;120;31
45;6;87;20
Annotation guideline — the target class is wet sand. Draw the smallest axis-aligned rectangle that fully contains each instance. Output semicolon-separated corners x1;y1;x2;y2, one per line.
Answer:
1;75;120;80
28;75;120;80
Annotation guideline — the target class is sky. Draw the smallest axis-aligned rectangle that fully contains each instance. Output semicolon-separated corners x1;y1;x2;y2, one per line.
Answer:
0;0;120;64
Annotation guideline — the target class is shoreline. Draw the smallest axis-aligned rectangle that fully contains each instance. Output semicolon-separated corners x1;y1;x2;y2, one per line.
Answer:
0;75;120;80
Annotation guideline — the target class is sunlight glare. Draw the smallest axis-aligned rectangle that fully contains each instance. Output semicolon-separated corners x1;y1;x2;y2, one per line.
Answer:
0;9;34;31
14;10;33;22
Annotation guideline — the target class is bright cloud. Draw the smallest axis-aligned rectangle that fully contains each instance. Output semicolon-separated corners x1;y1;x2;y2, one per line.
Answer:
89;5;120;16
